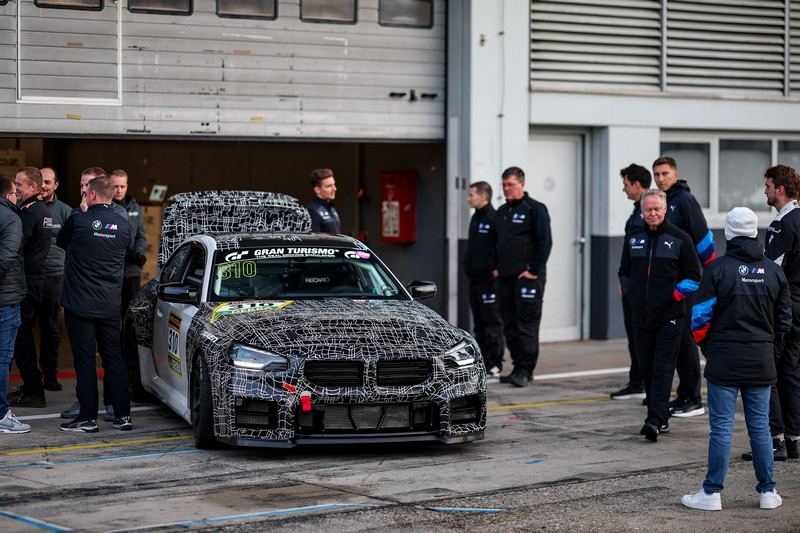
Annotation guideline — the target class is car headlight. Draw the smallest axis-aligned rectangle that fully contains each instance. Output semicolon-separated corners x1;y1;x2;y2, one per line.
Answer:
444;340;477;367
230;344;288;371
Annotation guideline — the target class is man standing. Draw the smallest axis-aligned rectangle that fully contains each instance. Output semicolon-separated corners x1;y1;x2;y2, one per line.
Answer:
755;164;800;460
653;156;715;418
619;189;701;441
463;181;504;377
58;176;132;433
494;166;552;387
306;168;341;234
611;164;651;401
0;174;30;434
10;167;51;408
683;207;789;511
38;167;71;392
110;169;147;318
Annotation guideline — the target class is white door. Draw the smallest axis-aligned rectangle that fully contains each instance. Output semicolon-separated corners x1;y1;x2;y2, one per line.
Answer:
528;134;584;341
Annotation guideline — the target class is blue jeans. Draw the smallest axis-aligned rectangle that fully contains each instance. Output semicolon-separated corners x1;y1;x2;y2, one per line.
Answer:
703;381;775;494
0;304;22;419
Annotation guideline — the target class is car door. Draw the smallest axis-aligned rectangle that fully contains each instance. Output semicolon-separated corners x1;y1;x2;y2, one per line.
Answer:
153;243;206;397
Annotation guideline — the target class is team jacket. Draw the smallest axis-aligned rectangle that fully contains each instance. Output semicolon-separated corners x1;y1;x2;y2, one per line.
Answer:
114;194;147;278
18;194;52;282
765;200;800;288
58;203;131;319
691;237;791;387
463;203;498;282
665;180;716;265
44;195;72;277
306;197;341;234
625;201;645;237
619;219;702;328
495;193;552;278
0;197;26;306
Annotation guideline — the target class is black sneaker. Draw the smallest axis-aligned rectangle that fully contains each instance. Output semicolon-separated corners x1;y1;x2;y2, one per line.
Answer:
742;438;788;462
668;397;685;409
60;419;99;433
659;423;670;434
610;384;646;400
640;422;659;442
509;372;532;387
11;393;46;408
7;386;25;401
43;378;62;392
671;402;705;418
112;416;133;431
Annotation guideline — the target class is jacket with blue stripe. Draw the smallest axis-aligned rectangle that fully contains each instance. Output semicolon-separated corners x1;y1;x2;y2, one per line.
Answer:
691;237;791;387
665;180;716;265
619;219;702;328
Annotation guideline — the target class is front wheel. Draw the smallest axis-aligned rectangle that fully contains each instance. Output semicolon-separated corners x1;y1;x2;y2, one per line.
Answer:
191;355;218;449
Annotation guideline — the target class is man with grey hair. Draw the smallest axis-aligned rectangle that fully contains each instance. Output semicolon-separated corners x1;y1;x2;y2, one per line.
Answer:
619;189;702;442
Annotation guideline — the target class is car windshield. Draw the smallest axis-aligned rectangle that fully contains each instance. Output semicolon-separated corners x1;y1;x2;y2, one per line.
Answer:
210;248;404;301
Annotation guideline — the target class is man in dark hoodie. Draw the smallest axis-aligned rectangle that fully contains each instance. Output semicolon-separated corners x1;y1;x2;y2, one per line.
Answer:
494;166;552;387
463;181;504;376
306;168;341;234
110;169;147;318
10;166;51;408
653;156;716;418
684;207;790;512
619;188;701;442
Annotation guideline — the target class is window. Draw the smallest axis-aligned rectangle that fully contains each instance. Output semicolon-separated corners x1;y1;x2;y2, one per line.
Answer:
129;0;191;15
379;0;432;28
718;140;770;212
35;0;102;9
160;245;193;284
301;0;356;24
660;142;710;208
217;0;276;20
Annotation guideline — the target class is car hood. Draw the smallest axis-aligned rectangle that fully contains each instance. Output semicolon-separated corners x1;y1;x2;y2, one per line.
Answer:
203;299;466;356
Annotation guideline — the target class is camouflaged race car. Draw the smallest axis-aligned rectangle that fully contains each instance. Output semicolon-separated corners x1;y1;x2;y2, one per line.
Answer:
124;191;486;448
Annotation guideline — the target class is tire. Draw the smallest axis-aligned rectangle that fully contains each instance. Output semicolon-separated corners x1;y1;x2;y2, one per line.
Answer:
191;355;218;449
123;317;156;404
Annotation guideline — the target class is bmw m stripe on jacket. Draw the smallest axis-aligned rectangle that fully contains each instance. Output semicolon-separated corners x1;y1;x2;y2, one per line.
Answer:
619;219;702;328
691;236;791;387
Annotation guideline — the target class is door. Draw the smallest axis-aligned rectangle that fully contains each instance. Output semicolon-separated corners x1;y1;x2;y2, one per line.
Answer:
528;134;584;341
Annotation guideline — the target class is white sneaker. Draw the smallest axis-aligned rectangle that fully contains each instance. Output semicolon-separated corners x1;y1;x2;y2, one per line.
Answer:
682;489;722;511
487;366;501;377
760;489;782;510
0;411;31;434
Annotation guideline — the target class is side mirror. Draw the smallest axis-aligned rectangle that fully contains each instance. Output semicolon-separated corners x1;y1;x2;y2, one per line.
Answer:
158;283;197;304
407;280;437;300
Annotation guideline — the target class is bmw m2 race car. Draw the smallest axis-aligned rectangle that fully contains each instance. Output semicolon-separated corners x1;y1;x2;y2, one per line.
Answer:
125;191;486;448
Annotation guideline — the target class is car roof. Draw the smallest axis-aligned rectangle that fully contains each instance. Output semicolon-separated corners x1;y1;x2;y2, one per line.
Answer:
211;232;364;250
159;191;312;266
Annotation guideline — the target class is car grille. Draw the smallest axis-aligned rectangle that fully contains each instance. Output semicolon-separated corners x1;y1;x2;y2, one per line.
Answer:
376;360;431;386
304;360;363;386
234;399;278;429
296;401;436;433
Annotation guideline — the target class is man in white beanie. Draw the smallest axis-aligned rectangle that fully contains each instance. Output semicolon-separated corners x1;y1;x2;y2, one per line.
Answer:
684;207;791;511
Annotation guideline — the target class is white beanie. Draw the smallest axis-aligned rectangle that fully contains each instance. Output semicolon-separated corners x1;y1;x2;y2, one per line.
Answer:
725;207;758;241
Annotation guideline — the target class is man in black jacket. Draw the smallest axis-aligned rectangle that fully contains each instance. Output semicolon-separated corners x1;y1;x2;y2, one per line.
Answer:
306;168;341;234
58;176;132;433
611;164;651;401
494;166;552;387
619;189;701;441
10;167;51;408
0;174;30;434
684;207;790;511
463;181;504;376
653;156;715;418
111;169;147;318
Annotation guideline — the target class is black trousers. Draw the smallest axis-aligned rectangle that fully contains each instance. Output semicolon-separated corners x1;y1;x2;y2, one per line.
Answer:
769;290;800;437
496;276;545;377
38;275;64;380
468;280;505;370
634;316;684;428
13;277;45;395
64;310;130;422
622;295;643;389
673;317;702;405
121;275;141;319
